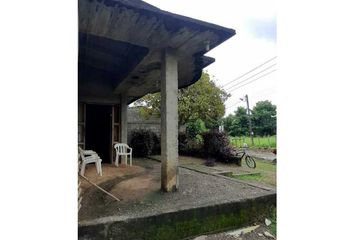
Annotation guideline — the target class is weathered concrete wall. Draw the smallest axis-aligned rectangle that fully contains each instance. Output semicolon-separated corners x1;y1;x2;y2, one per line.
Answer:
78;193;276;240
127;107;161;144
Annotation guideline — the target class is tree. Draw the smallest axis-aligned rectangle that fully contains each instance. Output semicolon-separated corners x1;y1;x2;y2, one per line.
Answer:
223;101;277;137
223;114;234;134
134;72;229;129
186;118;207;141
223;106;249;136
251;100;277;136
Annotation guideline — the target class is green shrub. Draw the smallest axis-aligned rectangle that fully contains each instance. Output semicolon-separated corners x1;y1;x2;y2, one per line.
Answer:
130;130;159;157
202;131;241;165
186;119;207;140
178;132;204;157
178;132;188;153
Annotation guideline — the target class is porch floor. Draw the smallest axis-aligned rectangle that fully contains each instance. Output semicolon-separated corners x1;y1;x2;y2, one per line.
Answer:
79;158;276;239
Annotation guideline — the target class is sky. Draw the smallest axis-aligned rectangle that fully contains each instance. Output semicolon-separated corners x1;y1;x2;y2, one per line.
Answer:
145;0;277;116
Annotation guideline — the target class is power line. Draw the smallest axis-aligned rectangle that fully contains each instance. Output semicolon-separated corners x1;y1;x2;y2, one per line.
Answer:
226;100;242;109
228;69;277;93
226;63;276;91
229;69;277;93
222;56;277;88
226;70;277;111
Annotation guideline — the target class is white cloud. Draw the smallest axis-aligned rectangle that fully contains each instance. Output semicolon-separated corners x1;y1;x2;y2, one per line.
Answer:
145;0;277;115
246;17;277;43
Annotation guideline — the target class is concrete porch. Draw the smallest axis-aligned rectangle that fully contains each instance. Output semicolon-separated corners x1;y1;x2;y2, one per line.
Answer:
79;158;276;239
79;0;236;192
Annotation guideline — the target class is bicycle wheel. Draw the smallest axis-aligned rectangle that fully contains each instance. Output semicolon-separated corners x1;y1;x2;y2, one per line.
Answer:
245;155;256;168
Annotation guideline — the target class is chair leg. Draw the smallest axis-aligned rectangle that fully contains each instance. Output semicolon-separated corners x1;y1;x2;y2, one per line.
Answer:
80;163;86;176
125;155;127;165
95;161;100;175
99;161;102;176
130;154;132;166
115;155;119;167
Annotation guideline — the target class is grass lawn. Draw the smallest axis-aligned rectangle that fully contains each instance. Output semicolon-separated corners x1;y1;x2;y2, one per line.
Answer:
236;158;276;186
232;174;264;181
255;159;276;172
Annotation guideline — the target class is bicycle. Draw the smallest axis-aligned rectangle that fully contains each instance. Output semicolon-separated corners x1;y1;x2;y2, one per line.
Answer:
234;149;256;169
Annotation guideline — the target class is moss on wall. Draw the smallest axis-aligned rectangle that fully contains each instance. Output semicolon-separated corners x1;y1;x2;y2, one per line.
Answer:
79;194;276;240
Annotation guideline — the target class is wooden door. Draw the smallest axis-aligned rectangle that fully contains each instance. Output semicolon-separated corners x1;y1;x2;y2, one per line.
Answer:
111;105;120;163
78;102;86;149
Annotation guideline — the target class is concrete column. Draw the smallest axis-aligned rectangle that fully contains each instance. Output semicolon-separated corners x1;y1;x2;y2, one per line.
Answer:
120;94;128;144
160;48;179;192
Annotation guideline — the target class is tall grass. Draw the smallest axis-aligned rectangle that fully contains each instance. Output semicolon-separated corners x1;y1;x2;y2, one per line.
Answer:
230;135;276;149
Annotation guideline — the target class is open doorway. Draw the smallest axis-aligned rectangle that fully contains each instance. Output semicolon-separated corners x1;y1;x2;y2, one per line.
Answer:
85;104;112;163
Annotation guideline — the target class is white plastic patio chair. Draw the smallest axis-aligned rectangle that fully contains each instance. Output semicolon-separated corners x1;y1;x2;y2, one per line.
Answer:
114;143;133;167
78;147;102;176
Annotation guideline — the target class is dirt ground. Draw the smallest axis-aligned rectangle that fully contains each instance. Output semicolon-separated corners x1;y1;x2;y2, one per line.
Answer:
78;158;275;222
79;160;160;202
80;163;145;190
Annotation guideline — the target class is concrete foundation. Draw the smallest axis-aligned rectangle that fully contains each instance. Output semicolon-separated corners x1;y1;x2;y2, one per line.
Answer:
79;195;275;240
78;159;276;240
160;48;179;192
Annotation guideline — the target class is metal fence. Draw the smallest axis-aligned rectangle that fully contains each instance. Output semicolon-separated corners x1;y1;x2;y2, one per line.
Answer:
230;135;276;149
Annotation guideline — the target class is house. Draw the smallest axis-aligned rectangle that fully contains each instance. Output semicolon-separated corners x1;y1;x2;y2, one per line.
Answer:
78;0;235;192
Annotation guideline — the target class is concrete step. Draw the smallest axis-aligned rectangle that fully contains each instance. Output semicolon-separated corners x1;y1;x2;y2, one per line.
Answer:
79;193;276;240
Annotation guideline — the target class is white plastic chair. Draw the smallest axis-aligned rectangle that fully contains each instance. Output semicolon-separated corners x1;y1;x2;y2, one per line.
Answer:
114;143;133;167
78;147;102;176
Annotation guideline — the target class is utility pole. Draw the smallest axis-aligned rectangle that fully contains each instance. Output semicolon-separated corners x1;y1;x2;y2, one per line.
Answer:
241;94;254;146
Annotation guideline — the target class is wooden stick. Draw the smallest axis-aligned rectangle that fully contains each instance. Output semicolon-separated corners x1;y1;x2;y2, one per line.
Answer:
79;175;121;202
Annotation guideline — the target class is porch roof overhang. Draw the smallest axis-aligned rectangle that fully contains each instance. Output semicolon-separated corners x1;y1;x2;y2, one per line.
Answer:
78;0;236;103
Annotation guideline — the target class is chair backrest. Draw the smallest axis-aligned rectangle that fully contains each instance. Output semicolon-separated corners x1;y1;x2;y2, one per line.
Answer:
114;143;128;154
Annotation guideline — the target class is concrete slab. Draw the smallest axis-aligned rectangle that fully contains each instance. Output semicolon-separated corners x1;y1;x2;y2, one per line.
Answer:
150;155;276;190
79;158;276;239
247;149;276;162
